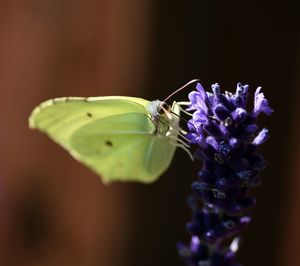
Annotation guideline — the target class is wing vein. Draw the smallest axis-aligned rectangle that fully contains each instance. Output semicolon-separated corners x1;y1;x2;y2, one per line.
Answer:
145;138;155;171
96;131;152;135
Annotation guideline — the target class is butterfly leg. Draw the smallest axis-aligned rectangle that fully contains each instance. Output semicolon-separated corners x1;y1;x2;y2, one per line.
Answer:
176;101;193;117
168;134;190;148
168;135;194;161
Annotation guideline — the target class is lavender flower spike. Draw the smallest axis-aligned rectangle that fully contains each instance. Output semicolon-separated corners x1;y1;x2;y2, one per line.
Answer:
177;83;273;266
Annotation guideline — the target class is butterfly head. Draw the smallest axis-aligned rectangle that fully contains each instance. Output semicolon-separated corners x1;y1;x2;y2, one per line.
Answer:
147;100;175;120
147;100;180;134
147;100;193;160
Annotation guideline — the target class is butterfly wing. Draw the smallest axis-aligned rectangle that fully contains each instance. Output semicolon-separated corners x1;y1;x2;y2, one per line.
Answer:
29;96;150;145
29;96;177;183
70;113;176;183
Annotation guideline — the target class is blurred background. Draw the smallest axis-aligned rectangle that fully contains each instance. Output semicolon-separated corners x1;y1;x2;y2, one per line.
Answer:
0;1;299;266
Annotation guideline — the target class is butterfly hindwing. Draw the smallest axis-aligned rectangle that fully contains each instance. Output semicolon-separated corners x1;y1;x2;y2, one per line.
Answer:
70;112;157;183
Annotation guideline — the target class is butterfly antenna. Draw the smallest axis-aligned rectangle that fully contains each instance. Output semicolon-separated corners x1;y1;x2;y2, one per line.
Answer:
162;79;200;103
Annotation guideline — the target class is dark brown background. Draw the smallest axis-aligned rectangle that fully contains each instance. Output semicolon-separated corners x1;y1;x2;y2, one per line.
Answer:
0;1;299;266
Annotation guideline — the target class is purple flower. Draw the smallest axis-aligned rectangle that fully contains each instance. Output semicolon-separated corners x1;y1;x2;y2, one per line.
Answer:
187;83;208;113
253;128;269;145
177;83;273;266
253;87;274;117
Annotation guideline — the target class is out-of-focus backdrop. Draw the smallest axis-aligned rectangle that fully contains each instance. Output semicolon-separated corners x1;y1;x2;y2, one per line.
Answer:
0;1;299;266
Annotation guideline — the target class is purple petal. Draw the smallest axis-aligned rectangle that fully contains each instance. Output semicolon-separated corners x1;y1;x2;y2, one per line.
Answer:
252;128;269;145
186;83;208;112
206;136;219;150
186;91;199;111
229;138;239;148
186;123;205;146
196;83;206;98
253;87;274;117
187;89;208;113
236;83;249;96
211;83;220;94
187;132;203;144
190;236;200;252
193;110;208;124
236;83;244;96
231;108;247;122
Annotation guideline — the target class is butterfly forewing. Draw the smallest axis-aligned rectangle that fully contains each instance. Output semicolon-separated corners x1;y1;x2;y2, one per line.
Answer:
30;97;149;147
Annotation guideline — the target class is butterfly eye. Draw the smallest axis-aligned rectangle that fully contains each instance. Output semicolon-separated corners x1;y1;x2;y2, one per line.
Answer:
158;102;170;115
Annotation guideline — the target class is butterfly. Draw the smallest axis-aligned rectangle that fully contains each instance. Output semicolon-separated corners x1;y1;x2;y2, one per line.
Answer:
29;95;192;184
